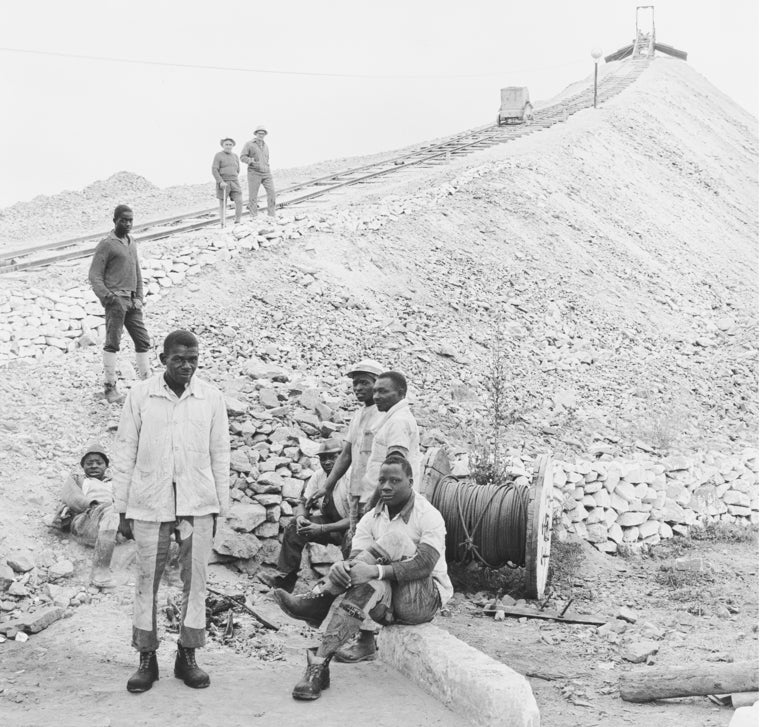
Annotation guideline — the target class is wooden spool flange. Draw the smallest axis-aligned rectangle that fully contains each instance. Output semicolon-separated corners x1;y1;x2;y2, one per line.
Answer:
419;447;451;498
524;454;554;599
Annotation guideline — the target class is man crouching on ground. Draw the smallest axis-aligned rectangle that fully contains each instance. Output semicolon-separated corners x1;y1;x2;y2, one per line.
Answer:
272;453;452;700
112;330;230;693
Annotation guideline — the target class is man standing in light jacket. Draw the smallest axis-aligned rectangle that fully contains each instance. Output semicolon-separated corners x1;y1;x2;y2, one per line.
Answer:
88;204;152;404
240;125;276;218
112;330;230;694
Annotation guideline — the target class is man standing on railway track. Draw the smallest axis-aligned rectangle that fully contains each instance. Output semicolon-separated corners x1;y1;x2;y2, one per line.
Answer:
241;125;276;219
112;329;230;693
212;138;243;224
88;204;151;404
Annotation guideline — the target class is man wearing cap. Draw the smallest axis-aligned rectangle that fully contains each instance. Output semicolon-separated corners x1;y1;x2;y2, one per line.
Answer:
212;138;242;224
260;439;351;592
54;442;121;588
241;126;276;218
312;359;384;536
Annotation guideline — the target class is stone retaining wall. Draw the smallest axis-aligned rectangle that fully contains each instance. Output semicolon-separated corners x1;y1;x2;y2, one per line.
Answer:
0;168;484;366
551;449;759;554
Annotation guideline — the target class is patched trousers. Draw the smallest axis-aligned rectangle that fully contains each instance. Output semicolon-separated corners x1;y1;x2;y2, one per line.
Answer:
132;515;214;652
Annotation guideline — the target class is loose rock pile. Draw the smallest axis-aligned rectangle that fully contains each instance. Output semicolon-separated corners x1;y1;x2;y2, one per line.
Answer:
0;546;88;640
552;449;759;554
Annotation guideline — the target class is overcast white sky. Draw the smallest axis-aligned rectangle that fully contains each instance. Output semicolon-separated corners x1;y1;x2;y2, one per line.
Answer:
0;0;756;208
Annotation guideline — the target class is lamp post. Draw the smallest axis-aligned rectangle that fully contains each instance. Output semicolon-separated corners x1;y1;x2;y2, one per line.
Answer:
591;48;603;108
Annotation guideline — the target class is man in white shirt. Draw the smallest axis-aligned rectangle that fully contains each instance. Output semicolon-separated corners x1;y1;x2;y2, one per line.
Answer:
259;439;350;592
311;359;384;534
273;454;451;701
112;330;230;694
363;371;422;502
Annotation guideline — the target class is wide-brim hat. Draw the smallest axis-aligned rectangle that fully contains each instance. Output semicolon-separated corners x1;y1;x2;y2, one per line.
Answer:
220;137;236;146
254;125;268;134
317;438;343;456
346;359;385;379
80;442;109;467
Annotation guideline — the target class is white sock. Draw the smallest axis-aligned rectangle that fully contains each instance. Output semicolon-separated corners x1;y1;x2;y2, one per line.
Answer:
103;351;117;385
135;352;152;380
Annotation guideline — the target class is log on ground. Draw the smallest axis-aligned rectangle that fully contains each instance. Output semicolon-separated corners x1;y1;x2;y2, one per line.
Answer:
620;661;759;702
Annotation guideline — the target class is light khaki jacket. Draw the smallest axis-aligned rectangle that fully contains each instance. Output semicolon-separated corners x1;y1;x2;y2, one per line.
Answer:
112;373;230;521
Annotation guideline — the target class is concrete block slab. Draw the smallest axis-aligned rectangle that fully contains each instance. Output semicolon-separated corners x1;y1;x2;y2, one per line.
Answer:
378;623;540;727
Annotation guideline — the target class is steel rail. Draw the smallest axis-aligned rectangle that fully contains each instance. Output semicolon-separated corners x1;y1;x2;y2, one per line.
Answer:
1;60;649;274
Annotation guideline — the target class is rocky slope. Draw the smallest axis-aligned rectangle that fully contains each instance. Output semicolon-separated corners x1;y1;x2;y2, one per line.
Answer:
0;56;756;567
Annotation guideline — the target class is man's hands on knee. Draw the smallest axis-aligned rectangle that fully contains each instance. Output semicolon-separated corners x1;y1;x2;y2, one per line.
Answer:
118;513;134;540
329;560;379;589
328;560;352;590
348;561;380;585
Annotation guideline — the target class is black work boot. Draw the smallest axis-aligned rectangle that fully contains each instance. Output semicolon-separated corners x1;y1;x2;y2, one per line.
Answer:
126;651;159;693
174;645;210;689
292;648;331;701
273;589;335;628
258;571;298;593
333;629;377;663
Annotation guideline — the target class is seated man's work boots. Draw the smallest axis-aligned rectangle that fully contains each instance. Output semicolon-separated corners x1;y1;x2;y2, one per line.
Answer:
126;651;159;693
258;570;297;593
333;629;377;663
273;589;335;628
292;648;331;701
174;645;210;688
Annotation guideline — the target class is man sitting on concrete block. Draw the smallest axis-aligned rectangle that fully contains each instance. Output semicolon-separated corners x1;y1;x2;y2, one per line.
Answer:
259;438;351;592
272;453;452;701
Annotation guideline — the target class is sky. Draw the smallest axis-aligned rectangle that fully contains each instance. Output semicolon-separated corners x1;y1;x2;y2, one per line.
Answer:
0;0;757;208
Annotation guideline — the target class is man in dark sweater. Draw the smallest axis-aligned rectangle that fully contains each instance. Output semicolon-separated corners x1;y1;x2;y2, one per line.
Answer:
88;205;151;403
240;125;276;218
211;138;242;224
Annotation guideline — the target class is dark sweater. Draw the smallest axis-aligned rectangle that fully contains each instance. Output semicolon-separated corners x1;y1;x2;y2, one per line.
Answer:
88;232;144;303
211;150;240;183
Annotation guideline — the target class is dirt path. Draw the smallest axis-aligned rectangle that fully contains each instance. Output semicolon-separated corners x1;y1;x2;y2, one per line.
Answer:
0;599;462;727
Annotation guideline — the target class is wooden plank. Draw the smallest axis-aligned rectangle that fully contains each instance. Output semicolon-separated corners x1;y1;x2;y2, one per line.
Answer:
483;605;607;626
620;661;758;702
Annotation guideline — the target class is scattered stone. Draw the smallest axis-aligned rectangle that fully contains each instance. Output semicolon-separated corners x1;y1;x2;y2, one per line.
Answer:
617;606;637;624
48;560;74;579
621;640;659;664
6;551;35;573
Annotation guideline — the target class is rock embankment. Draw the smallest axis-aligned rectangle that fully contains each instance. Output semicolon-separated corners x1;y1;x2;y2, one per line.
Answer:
552;449;759;554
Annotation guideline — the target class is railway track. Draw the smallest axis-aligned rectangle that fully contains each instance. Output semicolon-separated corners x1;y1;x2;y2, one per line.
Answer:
0;58;649;274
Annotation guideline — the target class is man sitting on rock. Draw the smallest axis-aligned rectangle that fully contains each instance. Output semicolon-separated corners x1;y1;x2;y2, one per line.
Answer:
259;439;350;592
272;454;453;701
52;442;121;588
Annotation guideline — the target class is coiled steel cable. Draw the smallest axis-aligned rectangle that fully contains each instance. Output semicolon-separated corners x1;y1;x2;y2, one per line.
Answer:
429;475;530;568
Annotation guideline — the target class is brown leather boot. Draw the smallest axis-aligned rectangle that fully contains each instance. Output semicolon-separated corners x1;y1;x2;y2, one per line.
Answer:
174;645;210;689
333;629;377;663
272;589;335;628
258;571;298;593
292;648;331;701
126;651;159;693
